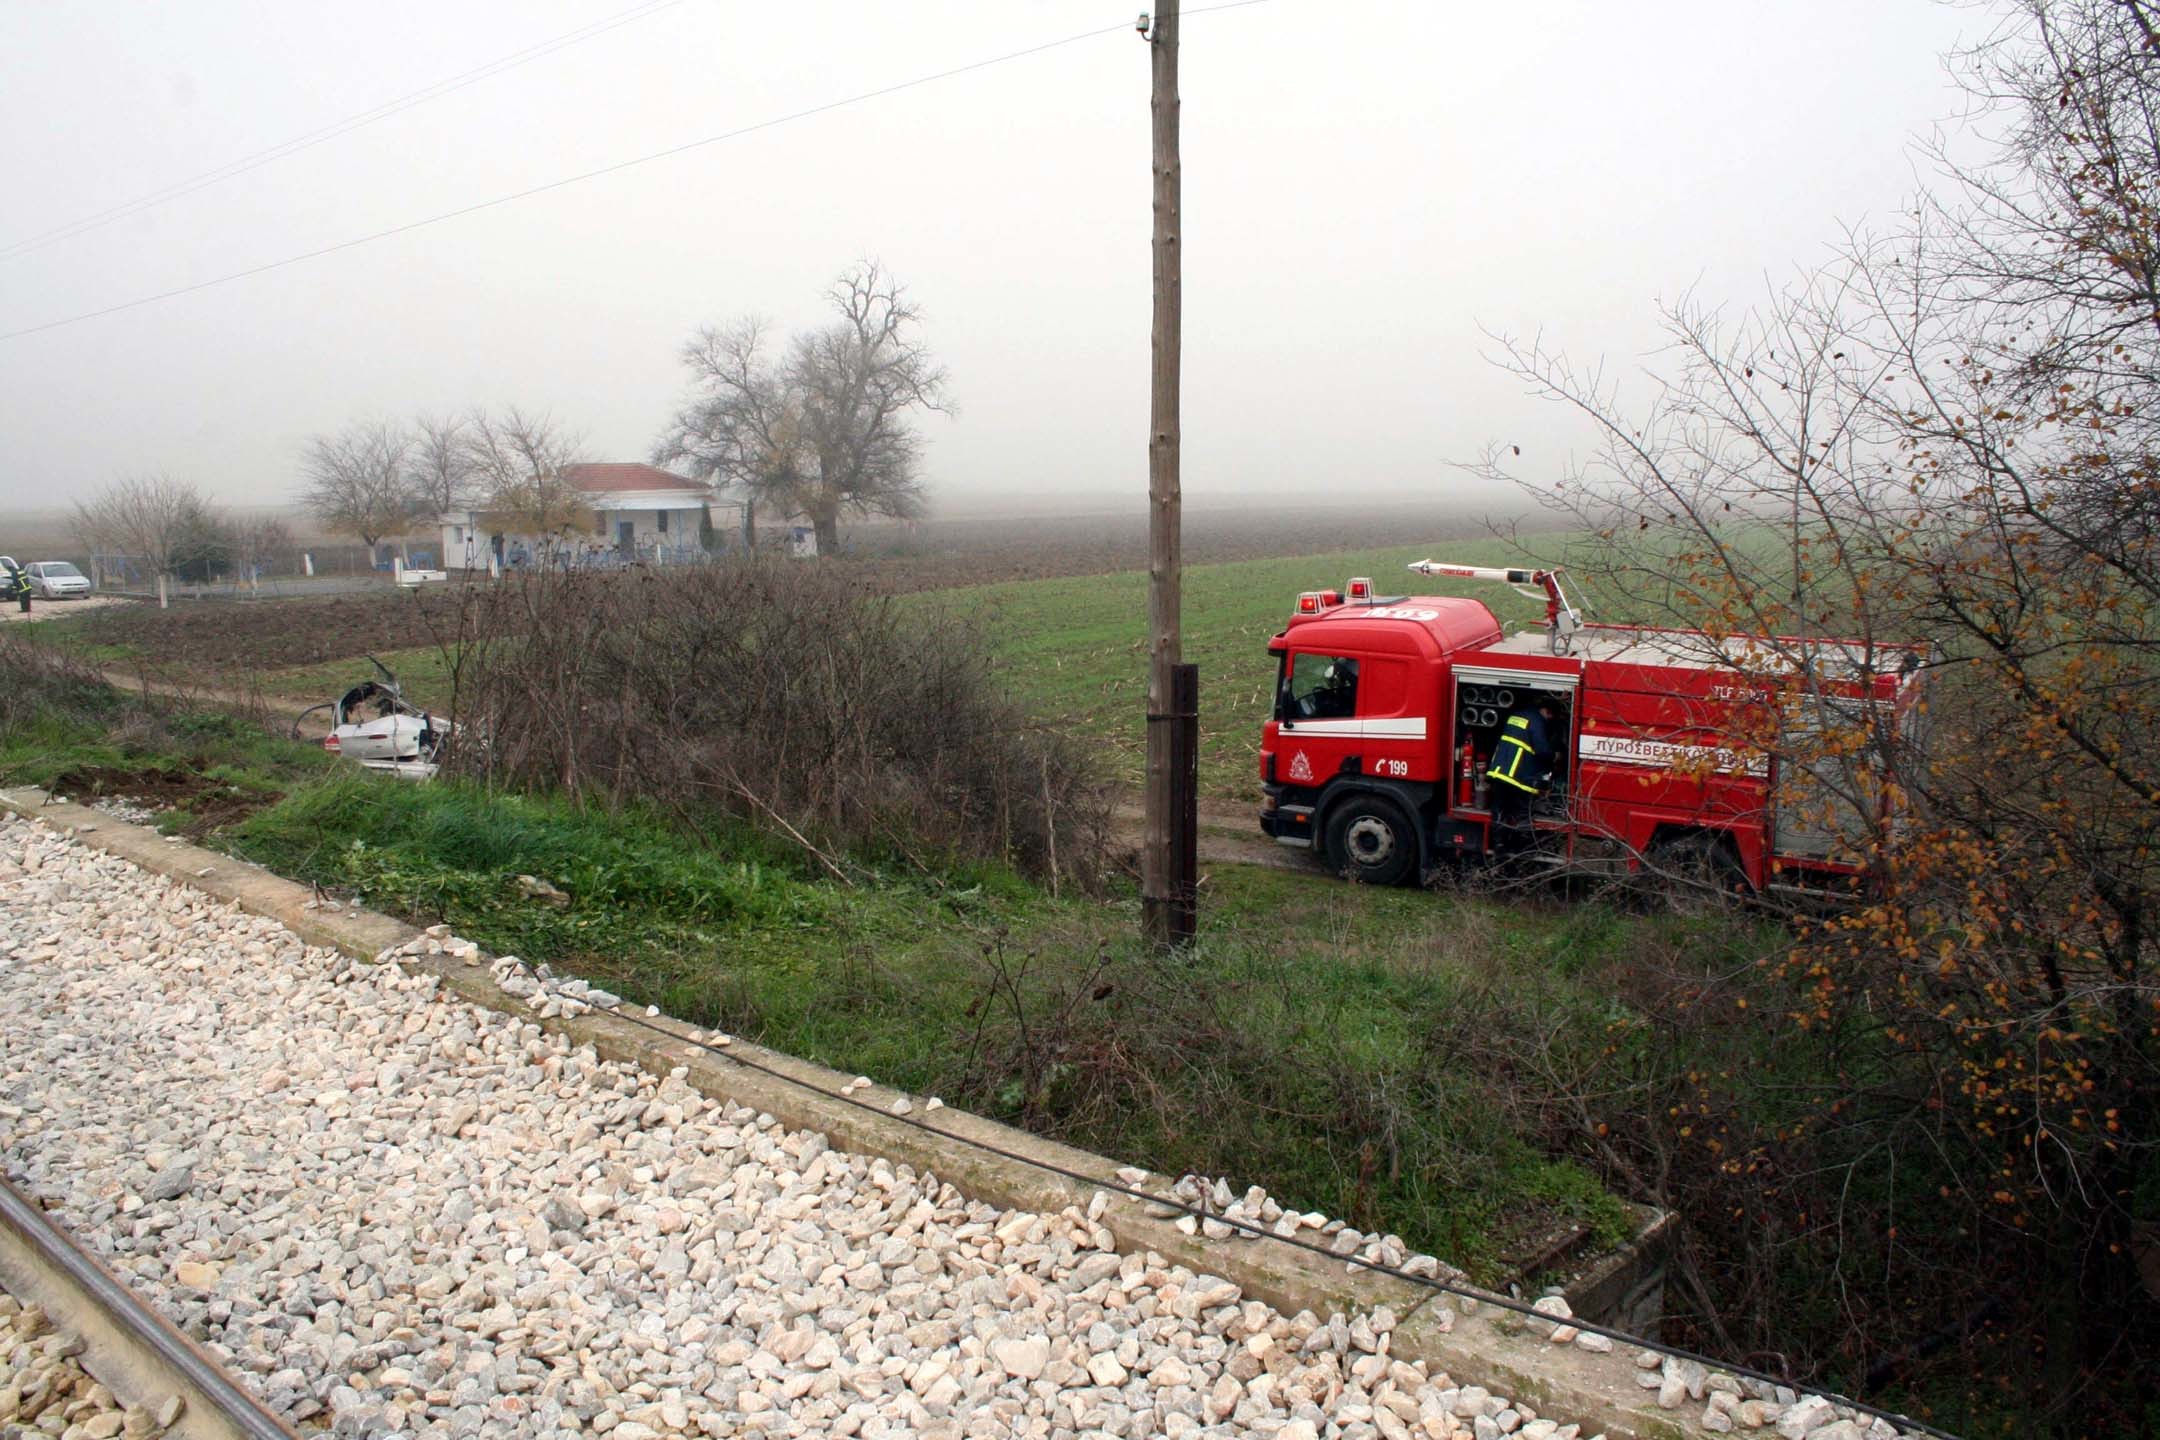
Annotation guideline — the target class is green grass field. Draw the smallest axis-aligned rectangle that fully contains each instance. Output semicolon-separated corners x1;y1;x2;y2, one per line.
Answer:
284;536;1557;774
238;537;1561;781
251;645;459;712
22;535;1571;794
966;535;1559;798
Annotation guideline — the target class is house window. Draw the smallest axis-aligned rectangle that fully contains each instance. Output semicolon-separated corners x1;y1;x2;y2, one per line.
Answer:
595;513;608;536
657;510;669;534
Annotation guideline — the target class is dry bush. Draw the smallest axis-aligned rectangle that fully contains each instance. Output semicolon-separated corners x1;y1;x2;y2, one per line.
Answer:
446;562;1108;887
0;632;122;736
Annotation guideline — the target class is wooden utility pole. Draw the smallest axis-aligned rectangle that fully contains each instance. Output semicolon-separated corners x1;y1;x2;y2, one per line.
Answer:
1142;2;1196;947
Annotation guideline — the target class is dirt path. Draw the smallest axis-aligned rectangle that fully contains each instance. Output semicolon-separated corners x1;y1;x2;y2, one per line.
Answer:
97;665;321;727
1107;796;1315;874
0;595;134;624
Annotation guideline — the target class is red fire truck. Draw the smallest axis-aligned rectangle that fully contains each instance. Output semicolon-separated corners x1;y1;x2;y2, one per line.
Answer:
1256;562;1928;891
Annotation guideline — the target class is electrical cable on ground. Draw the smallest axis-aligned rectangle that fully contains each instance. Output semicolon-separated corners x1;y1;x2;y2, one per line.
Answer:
0;0;689;260
0;0;1271;343
548;986;1961;1440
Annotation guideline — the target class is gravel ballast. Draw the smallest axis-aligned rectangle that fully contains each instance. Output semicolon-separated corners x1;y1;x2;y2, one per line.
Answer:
0;813;1909;1440
0;1286;180;1439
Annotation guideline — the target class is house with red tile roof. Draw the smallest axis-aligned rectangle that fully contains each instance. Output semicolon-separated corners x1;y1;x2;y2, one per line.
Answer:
439;463;729;570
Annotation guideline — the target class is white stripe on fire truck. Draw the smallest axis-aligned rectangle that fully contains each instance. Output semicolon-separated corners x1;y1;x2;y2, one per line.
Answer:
1282;718;1428;740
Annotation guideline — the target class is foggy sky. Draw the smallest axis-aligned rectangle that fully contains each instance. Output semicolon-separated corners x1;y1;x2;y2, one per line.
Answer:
0;1;1977;515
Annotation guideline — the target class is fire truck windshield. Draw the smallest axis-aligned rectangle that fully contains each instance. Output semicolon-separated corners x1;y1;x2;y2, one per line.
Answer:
1279;653;1359;720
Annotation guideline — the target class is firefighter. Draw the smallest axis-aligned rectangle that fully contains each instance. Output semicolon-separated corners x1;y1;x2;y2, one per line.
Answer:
1313;658;1358;718
1486;698;1557;853
6;563;28;615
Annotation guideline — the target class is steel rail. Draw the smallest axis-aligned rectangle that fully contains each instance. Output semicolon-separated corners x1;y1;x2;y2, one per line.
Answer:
0;1175;298;1440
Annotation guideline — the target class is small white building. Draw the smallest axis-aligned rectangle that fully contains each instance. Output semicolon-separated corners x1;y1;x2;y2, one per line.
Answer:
440;463;720;571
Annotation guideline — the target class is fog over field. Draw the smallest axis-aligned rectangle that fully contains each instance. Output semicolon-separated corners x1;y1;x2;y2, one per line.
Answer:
1;1;1975;512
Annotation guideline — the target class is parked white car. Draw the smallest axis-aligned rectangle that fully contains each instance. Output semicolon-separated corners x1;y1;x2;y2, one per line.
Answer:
24;561;91;599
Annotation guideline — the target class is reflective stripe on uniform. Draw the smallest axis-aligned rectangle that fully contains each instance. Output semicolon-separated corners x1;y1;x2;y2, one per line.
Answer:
1487;713;1545;794
1487;732;1539;793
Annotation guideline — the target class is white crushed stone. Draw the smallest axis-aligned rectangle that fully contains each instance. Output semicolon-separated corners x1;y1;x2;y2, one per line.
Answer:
0;815;1917;1440
0;1288;179;1438
86;797;161;826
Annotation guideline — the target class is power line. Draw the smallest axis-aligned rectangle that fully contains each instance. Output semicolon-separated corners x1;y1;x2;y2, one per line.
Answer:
0;0;689;260
0;1;1274;344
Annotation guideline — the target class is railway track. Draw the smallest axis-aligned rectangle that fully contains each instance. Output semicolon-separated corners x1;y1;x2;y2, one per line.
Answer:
0;1174;296;1440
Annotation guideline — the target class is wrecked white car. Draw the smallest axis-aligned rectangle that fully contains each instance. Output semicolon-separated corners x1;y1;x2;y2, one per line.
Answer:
292;658;454;780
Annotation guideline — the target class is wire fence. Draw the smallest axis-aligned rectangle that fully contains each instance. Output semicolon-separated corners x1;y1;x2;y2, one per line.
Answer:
67;538;744;601
84;545;395;601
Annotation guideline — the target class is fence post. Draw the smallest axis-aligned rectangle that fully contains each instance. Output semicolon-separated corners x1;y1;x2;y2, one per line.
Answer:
1167;663;1199;944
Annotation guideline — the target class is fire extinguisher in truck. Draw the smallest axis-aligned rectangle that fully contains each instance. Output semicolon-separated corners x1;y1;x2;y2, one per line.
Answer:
1256;560;1929;893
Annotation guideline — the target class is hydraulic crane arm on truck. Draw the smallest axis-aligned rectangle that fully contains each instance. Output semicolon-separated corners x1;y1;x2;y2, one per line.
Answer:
1407;560;1584;654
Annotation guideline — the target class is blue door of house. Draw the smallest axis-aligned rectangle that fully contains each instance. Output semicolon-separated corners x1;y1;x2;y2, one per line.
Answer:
617;520;635;558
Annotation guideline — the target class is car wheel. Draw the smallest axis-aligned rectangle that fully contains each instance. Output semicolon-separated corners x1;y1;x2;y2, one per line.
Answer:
1325;794;1419;886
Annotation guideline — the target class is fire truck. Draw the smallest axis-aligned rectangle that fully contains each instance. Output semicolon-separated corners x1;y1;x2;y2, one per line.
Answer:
1256;561;1928;891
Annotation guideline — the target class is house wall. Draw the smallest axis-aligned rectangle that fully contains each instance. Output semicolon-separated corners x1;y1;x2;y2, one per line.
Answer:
442;520;475;569
595;507;703;546
438;501;714;570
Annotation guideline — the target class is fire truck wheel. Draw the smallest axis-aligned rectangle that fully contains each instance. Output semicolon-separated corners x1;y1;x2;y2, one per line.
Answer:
1325;795;1418;887
1650;830;1751;898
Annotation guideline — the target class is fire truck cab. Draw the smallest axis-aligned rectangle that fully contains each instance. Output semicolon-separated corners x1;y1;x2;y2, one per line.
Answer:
1257;564;1927;892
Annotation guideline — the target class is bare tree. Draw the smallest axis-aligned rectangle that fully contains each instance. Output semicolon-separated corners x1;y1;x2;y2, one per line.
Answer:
231;513;294;592
299;420;418;555
406;412;475;518
467;407;589;549
69;474;211;607
1459;0;2160;1422
652;320;796;552
656;261;951;553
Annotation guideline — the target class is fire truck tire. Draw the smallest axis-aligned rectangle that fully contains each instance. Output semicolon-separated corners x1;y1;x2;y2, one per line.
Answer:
1650;830;1751;897
1324;794;1419;887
